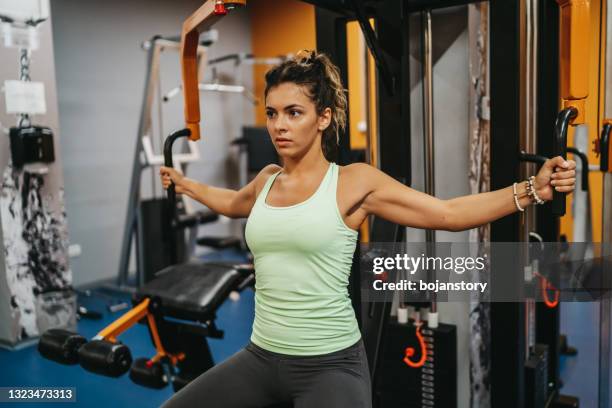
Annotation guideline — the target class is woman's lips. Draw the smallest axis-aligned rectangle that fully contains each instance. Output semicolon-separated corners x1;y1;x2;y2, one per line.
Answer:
276;138;292;147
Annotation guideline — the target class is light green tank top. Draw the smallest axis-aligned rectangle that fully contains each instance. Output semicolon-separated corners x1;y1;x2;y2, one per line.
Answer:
244;162;361;355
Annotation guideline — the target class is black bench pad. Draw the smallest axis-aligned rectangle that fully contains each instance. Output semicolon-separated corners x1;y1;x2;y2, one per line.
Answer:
134;262;243;322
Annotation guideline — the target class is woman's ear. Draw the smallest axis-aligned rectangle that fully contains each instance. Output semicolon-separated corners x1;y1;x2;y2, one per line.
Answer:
318;107;332;131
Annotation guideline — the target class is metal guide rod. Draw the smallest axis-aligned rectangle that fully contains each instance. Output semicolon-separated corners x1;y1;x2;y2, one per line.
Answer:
523;0;539;357
117;39;161;288
422;10;438;321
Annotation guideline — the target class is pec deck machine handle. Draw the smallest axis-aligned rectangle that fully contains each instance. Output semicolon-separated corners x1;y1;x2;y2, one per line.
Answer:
553;0;590;216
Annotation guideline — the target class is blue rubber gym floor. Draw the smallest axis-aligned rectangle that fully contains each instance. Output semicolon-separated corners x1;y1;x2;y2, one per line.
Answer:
559;301;602;408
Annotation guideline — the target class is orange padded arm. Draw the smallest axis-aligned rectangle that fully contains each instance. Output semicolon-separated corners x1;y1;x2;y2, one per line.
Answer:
95;297;182;364
181;0;246;141
557;0;590;124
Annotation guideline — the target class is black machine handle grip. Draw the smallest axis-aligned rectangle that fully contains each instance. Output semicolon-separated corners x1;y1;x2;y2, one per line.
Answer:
162;128;191;265
600;123;611;172
163;128;192;222
566;147;588;191
519;152;548;166
552;108;577;217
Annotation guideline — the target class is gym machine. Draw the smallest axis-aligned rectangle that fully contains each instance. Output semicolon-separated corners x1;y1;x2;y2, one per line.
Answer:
38;0;256;391
490;0;607;407
117;34;222;288
306;0;605;407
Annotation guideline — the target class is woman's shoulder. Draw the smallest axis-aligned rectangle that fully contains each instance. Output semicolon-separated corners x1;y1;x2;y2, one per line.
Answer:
259;163;283;177
252;164;283;196
337;162;380;195
338;162;378;180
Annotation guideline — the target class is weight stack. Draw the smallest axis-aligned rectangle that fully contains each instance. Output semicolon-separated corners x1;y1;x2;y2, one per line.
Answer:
376;321;457;408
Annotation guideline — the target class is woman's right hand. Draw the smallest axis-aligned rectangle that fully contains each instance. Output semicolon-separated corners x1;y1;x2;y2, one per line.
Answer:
160;166;188;195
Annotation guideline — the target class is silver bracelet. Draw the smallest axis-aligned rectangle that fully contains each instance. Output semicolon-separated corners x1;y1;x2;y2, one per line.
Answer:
513;182;524;212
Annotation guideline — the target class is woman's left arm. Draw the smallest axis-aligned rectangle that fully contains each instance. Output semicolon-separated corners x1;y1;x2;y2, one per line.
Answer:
359;156;576;232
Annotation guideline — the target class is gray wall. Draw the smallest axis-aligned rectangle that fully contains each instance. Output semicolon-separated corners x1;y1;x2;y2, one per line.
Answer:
50;0;254;286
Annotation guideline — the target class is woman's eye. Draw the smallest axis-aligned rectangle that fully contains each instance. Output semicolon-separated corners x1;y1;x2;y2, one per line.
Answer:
266;111;276;119
289;110;301;117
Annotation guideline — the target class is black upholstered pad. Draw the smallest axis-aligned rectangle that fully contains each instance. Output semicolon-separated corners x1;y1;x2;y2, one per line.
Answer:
135;262;242;321
196;236;242;249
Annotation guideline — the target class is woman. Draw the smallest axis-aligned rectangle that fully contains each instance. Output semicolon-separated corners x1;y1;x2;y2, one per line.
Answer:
159;50;576;408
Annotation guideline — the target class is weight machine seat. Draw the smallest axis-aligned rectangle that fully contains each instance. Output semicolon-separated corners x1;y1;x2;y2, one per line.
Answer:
133;262;246;322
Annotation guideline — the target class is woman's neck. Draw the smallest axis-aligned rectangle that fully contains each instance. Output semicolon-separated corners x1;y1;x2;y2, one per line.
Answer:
282;142;329;177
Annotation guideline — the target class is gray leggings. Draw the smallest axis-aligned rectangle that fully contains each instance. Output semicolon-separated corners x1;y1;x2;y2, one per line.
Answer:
160;340;372;408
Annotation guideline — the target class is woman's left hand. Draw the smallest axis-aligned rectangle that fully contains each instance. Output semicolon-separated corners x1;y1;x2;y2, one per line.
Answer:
534;156;577;202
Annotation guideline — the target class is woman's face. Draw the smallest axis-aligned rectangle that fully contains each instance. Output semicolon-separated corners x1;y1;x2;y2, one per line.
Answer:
265;82;331;160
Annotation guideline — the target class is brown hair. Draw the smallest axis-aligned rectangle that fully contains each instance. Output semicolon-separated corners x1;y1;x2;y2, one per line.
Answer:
264;50;347;161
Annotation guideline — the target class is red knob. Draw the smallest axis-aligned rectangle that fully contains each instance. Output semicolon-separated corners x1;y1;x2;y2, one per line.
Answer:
214;1;228;15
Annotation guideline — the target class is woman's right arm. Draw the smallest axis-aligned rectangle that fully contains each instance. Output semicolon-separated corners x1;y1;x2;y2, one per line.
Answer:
160;164;281;219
